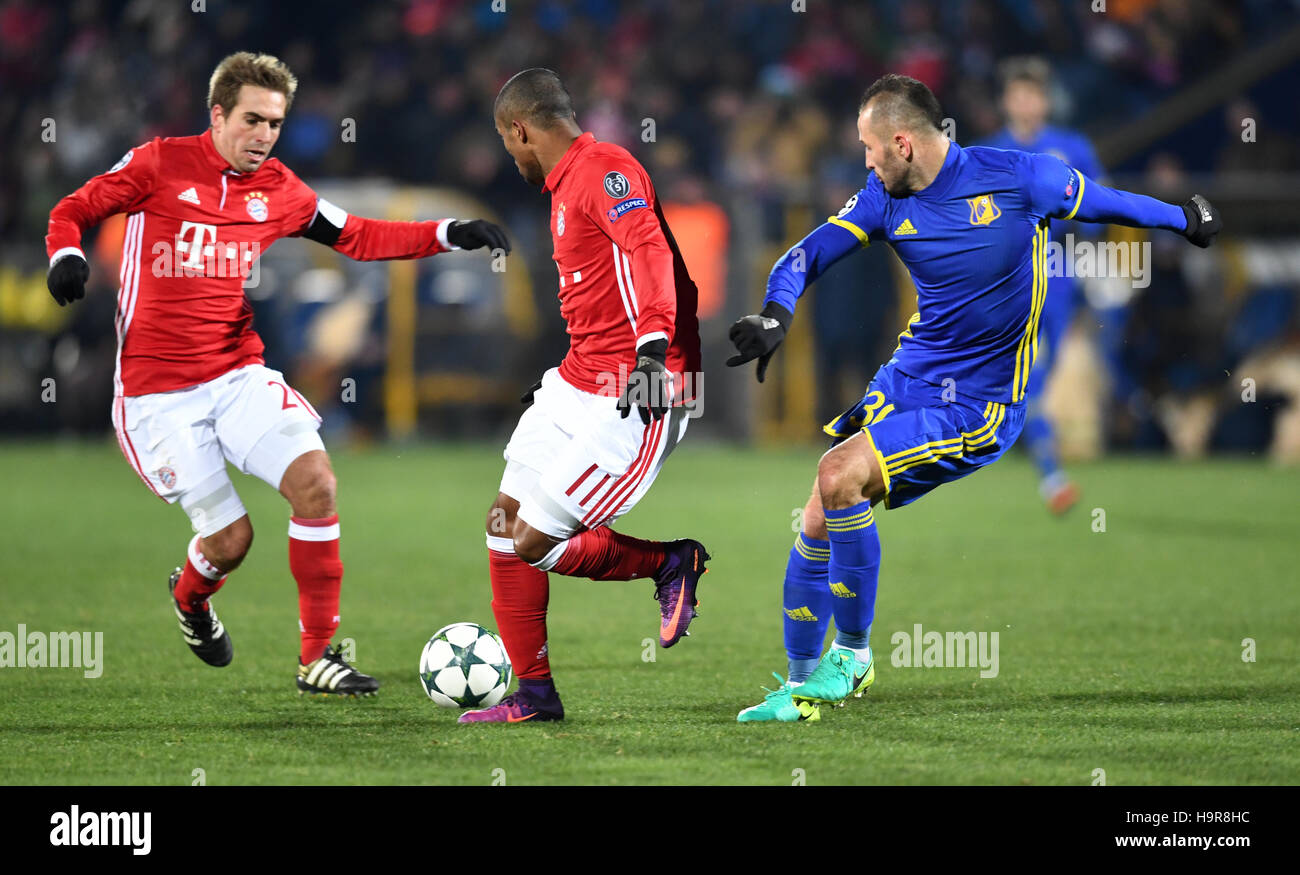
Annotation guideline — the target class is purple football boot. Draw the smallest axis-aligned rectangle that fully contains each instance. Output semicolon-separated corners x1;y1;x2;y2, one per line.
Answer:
458;680;564;724
653;539;710;648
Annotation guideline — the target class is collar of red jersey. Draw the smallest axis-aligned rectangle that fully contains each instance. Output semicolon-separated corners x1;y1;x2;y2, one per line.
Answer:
543;132;596;193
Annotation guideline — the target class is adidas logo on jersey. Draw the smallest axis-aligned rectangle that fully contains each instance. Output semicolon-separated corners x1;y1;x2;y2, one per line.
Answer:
177;187;200;205
893;218;918;236
785;606;818;622
829;582;857;598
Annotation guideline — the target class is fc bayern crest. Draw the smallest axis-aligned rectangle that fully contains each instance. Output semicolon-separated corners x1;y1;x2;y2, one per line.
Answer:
556;202;566;236
157;466;177;490
603;171;630;198
244;191;269;222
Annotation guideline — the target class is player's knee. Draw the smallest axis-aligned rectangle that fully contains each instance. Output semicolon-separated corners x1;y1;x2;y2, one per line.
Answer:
510;522;551;565
281;451;336;518
295;467;337;518
816;453;859;510
486;495;518;538
204;518;253;571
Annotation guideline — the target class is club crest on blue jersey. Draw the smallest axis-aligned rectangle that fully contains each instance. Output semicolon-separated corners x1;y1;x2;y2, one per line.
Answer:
244;192;269;222
607;197;647;223
603;171;630;198
967;194;1001;226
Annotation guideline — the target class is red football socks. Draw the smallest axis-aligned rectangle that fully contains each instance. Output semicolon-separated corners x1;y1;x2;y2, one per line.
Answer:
550;526;666;581
172;534;227;611
289;514;342;665
487;538;552;680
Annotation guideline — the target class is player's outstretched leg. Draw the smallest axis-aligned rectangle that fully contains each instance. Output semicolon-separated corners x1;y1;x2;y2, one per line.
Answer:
651;538;710;647
737;673;821;723
534;526;709;648
169;527;247;667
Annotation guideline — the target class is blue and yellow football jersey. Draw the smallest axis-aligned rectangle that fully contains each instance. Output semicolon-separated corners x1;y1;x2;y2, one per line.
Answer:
764;139;1186;507
770;142;1104;404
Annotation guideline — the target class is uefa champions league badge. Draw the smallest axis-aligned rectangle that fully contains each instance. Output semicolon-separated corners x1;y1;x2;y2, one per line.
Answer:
157;466;177;490
108;150;133;173
603;171;630;198
244;192;270;222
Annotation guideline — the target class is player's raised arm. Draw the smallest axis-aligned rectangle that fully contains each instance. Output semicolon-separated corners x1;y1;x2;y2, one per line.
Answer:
298;204;510;261
285;172;510;261
727;188;875;382
1027;152;1222;248
44;140;160;306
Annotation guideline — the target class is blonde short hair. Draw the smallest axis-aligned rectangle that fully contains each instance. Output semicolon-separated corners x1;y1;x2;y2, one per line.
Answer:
207;52;298;117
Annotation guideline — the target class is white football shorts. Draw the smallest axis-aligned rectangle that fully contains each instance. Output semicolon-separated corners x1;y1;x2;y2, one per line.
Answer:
500;366;689;540
112;363;325;537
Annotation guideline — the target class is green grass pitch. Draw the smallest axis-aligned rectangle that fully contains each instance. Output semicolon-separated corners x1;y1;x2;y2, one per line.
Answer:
1;440;1297;785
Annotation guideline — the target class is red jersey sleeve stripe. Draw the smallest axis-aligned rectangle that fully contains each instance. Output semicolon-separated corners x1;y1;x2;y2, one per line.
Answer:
611;242;639;333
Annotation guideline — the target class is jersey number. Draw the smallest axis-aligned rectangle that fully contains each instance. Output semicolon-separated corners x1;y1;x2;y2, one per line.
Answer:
267;380;320;422
861;390;894;425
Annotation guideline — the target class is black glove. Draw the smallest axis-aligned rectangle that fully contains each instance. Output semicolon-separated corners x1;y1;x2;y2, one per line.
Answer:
1181;194;1222;249
725;302;793;383
47;253;89;307
618;339;671;425
446;219;511;253
520;378;542;408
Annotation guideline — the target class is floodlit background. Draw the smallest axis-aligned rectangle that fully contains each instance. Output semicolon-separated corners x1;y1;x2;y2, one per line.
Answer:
3;0;1299;453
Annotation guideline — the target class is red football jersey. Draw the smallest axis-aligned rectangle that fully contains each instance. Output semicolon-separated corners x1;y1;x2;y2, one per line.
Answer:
47;131;455;396
543;133;701;400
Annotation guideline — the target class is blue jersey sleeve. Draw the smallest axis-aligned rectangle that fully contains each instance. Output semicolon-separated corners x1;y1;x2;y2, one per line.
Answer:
1023;152;1186;232
764;187;879;315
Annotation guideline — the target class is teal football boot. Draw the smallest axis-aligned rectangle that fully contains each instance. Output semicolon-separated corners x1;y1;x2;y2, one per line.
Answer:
737;673;821;723
789;647;873;706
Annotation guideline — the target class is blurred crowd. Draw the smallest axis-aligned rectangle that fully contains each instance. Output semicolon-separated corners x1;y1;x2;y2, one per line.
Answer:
2;0;1298;455
5;0;1296;239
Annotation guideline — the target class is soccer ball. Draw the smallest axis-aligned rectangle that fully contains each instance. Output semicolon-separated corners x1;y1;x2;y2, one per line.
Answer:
419;623;512;709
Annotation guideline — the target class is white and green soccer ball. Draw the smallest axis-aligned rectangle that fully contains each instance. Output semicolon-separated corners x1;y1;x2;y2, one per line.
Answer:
419;623;512;709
